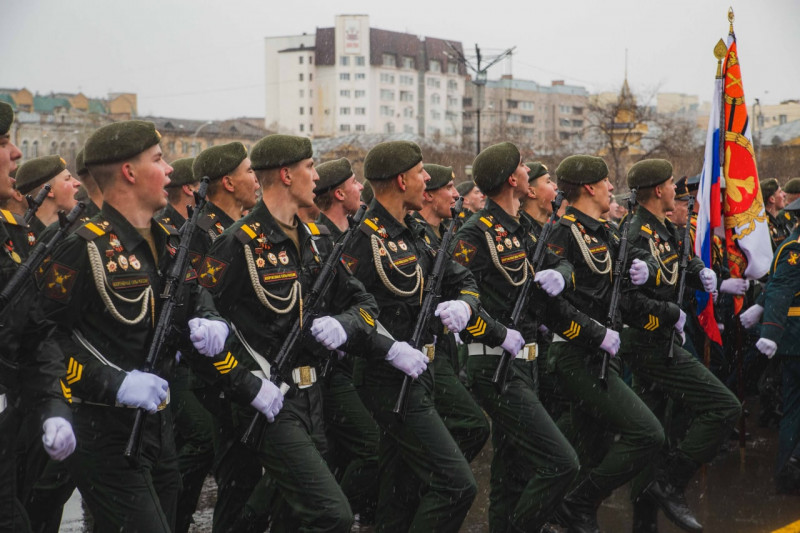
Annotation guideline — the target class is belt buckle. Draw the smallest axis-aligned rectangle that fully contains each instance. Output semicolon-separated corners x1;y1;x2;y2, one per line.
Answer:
525;343;538;361
424;344;435;362
292;366;316;388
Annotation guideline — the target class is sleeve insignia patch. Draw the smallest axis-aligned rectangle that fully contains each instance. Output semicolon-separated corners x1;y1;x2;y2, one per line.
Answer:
198;257;228;288
453;239;477;265
788;251;799;266
547;243;565;256
42;263;78;301
341;254;359;274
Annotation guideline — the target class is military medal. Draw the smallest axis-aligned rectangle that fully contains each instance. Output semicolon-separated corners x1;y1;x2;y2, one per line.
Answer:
106;249;115;257
659;243;665;253
497;244;504;252
379;246;387;256
129;255;141;270
267;252;278;266
106;259;117;272
591;236;598;243
256;257;266;268
504;238;512;248
398;240;407;251
664;243;671;252
215;222;224;234
109;234;122;252
512;236;520;248
388;241;397;252
278;250;289;265
27;232;36;246
584;234;592;244
118;255;129;270
378;226;388;239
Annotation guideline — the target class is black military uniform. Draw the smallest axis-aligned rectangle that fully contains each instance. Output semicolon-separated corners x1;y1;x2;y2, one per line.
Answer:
763;179;793;251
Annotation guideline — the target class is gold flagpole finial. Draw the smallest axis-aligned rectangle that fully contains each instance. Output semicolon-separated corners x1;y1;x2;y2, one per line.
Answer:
728;7;735;33
714;39;727;78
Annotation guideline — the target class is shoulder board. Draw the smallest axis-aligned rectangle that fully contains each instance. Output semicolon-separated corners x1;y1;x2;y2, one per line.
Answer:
305;222;330;236
76;220;113;241
360;217;382;236
235;223;259;244
156;221;179;236
559;214;576;226
0;208;26;226
479;216;493;229
785;212;792;221
197;213;217;231
598;217;607;223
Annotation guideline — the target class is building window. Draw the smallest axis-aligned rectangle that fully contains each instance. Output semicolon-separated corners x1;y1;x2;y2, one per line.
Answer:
447;79;458;91
520;101;534;110
380;106;394;117
299;89;304;97
447;96;459;107
299;56;304;64
560;105;571;114
355;90;366;98
403;107;414;118
309;107;313;115
426;78;441;88
340;107;351;115
400;91;414;102
572;119;583;127
355;56;365;66
521;115;534;124
340;90;351;97
402;56;415;69
430;110;442;120
299;107;304;115
400;75;415;85
447;62;458;74
309;124;313;132
340;56;350;66
380;89;395;101
167;141;175;154
21;140;28;159
382;53;397;67
182;141;189;154
463;97;473;107
559;131;571;140
380;73;395;84
309;73;313;81
299;73;304;81
299;124;304;132
446;111;458;121
507;100;519;109
429;59;441;73
445;126;456;136
309;55;313;64
355;73;366;80
355;124;366;132
430;93;441;105
355;107;366;115
573;106;583;115
559;118;571;127
50;141;57;155
404;125;415;134
340;73;350;81
385;123;396;133
340;124;351;132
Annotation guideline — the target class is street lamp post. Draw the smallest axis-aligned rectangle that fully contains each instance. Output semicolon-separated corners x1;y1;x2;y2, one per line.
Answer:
753;98;763;161
474;71;487;155
192;121;213;157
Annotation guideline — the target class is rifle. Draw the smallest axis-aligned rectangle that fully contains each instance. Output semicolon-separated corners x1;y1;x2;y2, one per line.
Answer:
124;177;210;462
598;189;637;385
492;191;564;393
392;197;464;420
241;204;368;446
23;185;51;226
668;194;696;360
1;202;85;320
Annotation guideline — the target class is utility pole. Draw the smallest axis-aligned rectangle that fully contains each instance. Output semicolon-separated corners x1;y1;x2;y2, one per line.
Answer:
447;43;515;155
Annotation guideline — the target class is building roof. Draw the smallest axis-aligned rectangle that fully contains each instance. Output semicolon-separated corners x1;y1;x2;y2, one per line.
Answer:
141;116;271;139
761;120;800;146
369;28;421;67
315;27;335;65
0;93;14;106
33;95;72;113
312;132;452;158
423;37;466;76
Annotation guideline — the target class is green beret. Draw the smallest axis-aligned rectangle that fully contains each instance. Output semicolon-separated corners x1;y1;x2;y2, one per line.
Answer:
364;141;423;181
456;180;477;197
473;142;520;195
556;155;608;185
250;134;312;170
674;176;689;200
84;120;161;166
314;158;354;195
761;178;779;200
361;180;374;205
193;142;247;181
424;164;455;191
783;177;800;195
168;157;197;187
527;161;549;181
15;155;67;195
0;102;14;136
627;159;673;189
75;149;88;177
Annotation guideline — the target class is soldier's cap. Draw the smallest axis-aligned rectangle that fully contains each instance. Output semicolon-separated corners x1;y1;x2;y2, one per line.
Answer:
361;179;374;205
456;180;477;197
0;102;14;136
168;157;197;187
627;159;673;189
556;154;608;185
314;158;354;195
364;141;423;181
783;177;800;195
15;155;67;195
250;134;312;171
424;164;455;191
784;197;800;212
687;173;701;192
761;178;780;200
84;120;162;166
193;142;247;181
527;161;549;181
75;149;89;177
473;142;521;195
675;176;690;201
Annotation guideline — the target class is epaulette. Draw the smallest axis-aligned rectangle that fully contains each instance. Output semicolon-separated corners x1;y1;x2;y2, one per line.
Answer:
76;220;113;241
0;208;26;227
559;213;576;226
478;215;494;229
235;222;259;244
305;222;330;236
360;216;388;239
156;221;179;237
785;212;792;221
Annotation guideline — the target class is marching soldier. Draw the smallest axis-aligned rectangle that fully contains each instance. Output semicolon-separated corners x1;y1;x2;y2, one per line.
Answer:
779;178;800;229
455;179;485;230
342;140;483;532
0;100;76;533
159;157;197;228
544;155;668;533
763;178;792;250
312;157;380;524
14;155;80;237
453;144;580;532
74;149;103;219
621;159;741;533
39;120;230;532
198;134;379;532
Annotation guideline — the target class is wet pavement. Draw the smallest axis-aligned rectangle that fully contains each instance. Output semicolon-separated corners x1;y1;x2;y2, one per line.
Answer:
62;400;800;532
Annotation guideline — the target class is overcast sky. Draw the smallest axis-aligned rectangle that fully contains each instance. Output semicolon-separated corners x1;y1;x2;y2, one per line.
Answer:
2;0;797;121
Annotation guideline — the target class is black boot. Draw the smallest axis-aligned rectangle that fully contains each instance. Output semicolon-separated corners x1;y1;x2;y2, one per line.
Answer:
553;477;608;533
644;453;703;533
632;494;659;533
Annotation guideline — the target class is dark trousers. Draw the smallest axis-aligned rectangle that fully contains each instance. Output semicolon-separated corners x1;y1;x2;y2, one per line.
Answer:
778;359;800;475
469;354;579;532
0;405;30;533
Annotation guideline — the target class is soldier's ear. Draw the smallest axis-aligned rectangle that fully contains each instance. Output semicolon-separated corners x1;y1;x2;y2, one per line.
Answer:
120;161;136;184
279;166;292;187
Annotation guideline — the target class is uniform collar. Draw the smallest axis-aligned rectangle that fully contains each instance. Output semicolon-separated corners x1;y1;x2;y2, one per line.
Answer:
565;205;603;231
249;199;305;245
483;198;521;233
204;200;235;228
367;198;420;240
316;211;343;239
100;202;153;251
636;205;675;241
160;203;186;228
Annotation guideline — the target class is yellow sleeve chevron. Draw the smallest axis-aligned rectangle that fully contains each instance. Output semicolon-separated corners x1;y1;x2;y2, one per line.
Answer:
460;290;479;298
213;352;239;375
359;308;375;326
643;314;660;331
60;379;72;403
563;321;581;340
66;357;83;385
466;316;487;337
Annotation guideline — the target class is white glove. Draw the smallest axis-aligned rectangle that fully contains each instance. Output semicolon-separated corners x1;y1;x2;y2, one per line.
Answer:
756;338;778;359
712;290;719;303
453;332;464;345
675;309;686;334
435;300;471;332
250;378;284;422
720;278;748;296
501;328;525;355
116;370;169;413
188;318;229;357
534;269;566;296
600;328;621;356
629;259;650;286
386;342;428;378
42;417;76;461
739;304;764;329
311;316;348;350
539;324;550;335
717;322;725;333
699;268;717;293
